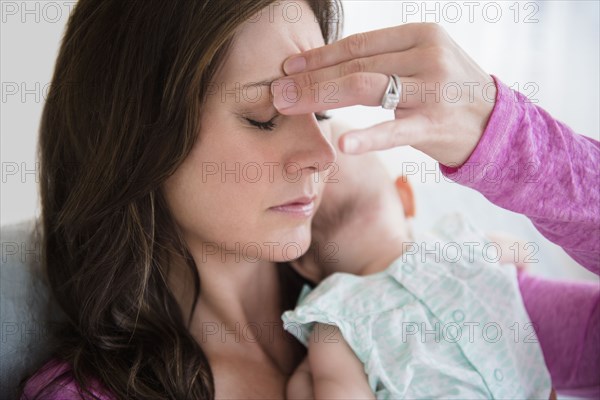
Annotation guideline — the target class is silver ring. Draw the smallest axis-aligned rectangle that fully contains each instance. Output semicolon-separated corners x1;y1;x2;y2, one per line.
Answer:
381;74;401;110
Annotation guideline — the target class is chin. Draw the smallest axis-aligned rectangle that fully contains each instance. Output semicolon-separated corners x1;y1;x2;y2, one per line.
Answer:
269;228;312;263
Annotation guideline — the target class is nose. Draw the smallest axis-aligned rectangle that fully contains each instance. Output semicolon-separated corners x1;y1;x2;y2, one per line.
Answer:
283;114;337;175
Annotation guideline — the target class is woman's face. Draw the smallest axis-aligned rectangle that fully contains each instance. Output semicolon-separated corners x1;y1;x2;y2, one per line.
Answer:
163;1;336;263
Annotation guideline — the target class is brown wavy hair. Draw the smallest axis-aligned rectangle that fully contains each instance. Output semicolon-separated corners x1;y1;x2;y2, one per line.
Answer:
17;0;343;398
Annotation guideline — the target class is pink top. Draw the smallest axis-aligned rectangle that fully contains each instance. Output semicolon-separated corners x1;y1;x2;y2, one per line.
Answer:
20;357;116;399
21;75;600;399
517;272;599;398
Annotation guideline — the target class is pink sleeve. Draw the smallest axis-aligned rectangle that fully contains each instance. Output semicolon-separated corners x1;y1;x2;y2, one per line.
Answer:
439;74;600;275
517;271;600;398
21;358;115;400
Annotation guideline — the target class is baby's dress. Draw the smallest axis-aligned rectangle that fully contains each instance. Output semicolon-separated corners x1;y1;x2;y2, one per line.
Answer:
281;212;553;399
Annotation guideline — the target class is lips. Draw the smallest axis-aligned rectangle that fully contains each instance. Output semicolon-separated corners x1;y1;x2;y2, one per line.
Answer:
269;195;317;217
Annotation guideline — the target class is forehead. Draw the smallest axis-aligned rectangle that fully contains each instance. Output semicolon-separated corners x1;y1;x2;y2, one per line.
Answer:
215;0;324;84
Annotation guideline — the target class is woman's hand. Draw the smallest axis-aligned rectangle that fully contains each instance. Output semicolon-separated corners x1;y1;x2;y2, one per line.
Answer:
271;22;497;167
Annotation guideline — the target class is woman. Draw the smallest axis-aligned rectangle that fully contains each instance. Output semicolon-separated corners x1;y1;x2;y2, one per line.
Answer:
19;0;599;399
20;0;341;398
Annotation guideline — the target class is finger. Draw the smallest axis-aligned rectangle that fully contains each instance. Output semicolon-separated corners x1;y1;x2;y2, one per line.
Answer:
283;23;433;75
272;73;423;114
273;72;386;113
283;47;424;91
337;116;428;154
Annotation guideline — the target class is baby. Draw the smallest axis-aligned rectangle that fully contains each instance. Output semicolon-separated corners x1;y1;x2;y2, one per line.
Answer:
281;142;556;399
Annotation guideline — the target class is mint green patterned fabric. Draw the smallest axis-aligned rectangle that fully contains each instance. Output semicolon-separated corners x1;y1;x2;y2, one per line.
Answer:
281;212;552;399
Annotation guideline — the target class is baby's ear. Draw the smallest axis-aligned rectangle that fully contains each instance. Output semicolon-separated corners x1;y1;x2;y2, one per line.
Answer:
395;175;415;218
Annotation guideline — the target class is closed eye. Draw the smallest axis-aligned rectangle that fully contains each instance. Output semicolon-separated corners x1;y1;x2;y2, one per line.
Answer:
314;113;332;122
246;117;276;131
246;112;332;131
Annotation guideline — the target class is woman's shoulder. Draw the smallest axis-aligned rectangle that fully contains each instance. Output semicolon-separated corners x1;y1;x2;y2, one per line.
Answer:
21;358;116;400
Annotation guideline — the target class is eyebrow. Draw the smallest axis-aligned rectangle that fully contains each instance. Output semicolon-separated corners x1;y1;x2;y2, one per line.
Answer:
241;77;281;90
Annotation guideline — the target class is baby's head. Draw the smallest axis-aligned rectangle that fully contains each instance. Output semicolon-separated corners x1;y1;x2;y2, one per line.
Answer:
291;142;415;284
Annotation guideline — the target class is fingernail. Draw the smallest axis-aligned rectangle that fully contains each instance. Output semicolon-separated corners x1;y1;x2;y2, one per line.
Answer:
272;79;300;111
284;56;306;75
343;136;361;153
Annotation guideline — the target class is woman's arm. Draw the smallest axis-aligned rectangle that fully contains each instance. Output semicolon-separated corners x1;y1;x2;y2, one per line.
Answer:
440;75;600;275
517;271;600;398
307;323;375;400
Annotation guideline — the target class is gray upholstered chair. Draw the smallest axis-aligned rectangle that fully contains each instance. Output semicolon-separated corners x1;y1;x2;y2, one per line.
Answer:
0;219;67;400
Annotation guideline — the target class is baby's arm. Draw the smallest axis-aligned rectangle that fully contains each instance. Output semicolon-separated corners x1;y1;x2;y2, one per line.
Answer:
485;231;531;270
287;356;314;400
307;323;375;400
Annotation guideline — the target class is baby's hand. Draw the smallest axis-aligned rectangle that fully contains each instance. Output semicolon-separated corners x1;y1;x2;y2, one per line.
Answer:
485;231;532;272
286;356;314;400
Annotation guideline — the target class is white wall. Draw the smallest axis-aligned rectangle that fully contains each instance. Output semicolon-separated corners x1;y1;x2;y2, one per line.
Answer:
1;1;72;226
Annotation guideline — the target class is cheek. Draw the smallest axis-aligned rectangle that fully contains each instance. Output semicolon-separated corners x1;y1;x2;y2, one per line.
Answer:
320;230;353;273
163;149;271;243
